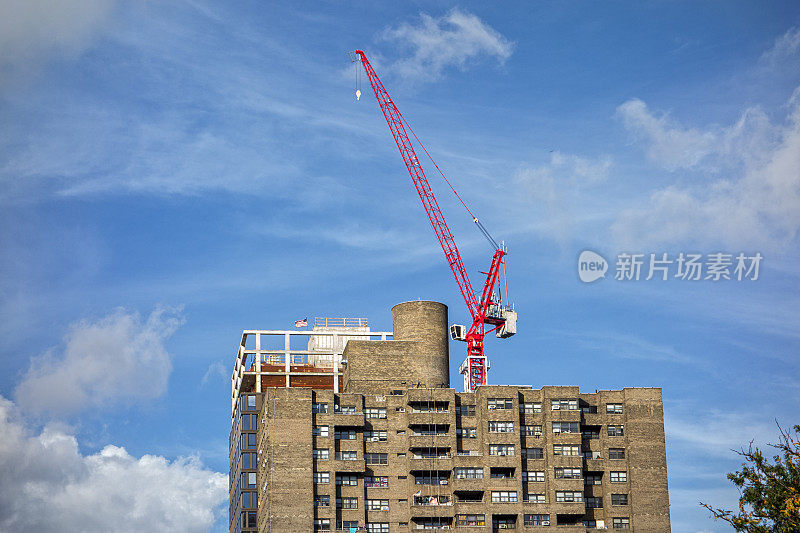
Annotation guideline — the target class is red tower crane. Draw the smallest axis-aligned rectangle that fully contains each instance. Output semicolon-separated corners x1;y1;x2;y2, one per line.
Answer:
351;50;516;392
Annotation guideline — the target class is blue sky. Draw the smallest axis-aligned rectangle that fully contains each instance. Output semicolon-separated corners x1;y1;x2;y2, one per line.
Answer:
1;1;799;531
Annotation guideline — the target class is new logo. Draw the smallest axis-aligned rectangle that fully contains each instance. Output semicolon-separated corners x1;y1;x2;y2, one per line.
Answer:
578;250;608;283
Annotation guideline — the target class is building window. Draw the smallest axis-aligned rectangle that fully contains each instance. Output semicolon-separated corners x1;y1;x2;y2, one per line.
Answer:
337;497;358;509
584;473;603;485
581;405;598;413
488;421;515;433
365;476;388;488
524;514;550;526
606;403;623;414
365;407;387;419
334;429;357;440
456;515;485;527
554;468;582;479
552;444;579;456
583;520;597;528
366;524;390;533
583;450;601;460
313;426;329;437
489;444;515;456
582;427;601;440
522;471;545;482
521;447;544;459
609;448;626;459
487;398;513;410
364;430;388;442
414;474;448;485
457;427;477;438
313;448;329;460
490;467;515;479
555;491;583;503
335;405;356;414
314;495;330;507
241;413;257;431
410;401;448;412
610;471;628;483
524;493;546;503
312;402;329;414
242;395;256;411
586;497;603;508
454;467;483;479
493;516;517;529
613;517;631;529
314;518;331;531
456;405;476;416
612;493;629;505
241;491;257;508
520;402;542;413
366;499;389;511
338;521;359;531
552;421;579;434
521;425;543;436
365;453;388;465
414;495;449;506
313;472;330;484
241;433;257;450
335;451;357;461
491;491;518;503
241;471;257;488
551;399;578;410
336;474;358;486
241;452;255;469
242;511;257;528
608;425;625;437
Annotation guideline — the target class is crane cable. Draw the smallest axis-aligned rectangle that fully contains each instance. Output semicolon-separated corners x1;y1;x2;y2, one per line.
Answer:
392;106;500;251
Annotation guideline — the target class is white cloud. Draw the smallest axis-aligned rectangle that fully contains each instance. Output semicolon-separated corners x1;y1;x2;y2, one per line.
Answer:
0;0;115;83
0;396;226;533
200;361;228;387
760;26;800;66
381;8;514;82
613;87;800;250
665;409;778;459
616;98;718;170
15;307;184;417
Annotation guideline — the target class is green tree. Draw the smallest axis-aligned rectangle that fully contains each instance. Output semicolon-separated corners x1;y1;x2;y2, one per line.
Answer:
700;423;800;532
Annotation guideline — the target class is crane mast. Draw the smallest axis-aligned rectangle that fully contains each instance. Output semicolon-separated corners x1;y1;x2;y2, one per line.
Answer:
352;50;516;392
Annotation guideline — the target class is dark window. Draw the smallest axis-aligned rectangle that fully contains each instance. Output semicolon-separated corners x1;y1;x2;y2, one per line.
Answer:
612;493;629;505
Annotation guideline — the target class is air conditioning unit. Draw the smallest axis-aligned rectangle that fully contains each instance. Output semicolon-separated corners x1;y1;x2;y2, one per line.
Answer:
542;521;550;526
450;324;466;341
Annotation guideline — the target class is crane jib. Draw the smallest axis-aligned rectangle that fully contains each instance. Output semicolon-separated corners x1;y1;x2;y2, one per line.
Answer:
353;49;514;392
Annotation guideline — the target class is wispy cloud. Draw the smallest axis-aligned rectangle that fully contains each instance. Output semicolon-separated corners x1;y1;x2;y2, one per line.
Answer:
513;151;613;246
569;330;694;364
759;26;800;66
200;361;227;387
0;396;226;532
0;0;115;89
381;8;514;83
15;307;184;417
613;85;800;250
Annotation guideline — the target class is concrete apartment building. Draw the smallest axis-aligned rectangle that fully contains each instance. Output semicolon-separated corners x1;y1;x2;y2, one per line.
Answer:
230;301;670;532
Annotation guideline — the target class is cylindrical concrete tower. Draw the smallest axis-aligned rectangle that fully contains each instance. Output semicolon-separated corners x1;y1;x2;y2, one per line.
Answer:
391;300;450;387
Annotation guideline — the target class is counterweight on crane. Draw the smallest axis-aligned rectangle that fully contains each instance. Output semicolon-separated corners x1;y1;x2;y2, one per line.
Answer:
351;50;517;393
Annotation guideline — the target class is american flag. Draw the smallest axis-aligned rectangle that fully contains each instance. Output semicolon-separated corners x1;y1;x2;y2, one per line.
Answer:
294;318;308;328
